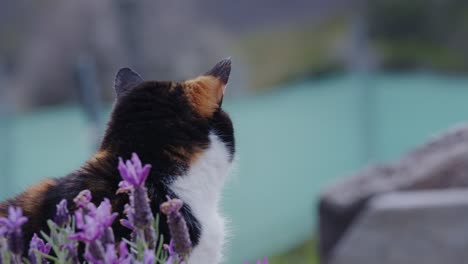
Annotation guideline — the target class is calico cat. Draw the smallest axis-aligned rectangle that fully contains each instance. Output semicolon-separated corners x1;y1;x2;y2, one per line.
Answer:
0;58;235;264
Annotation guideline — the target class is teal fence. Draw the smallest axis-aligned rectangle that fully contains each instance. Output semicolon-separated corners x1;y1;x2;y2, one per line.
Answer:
1;73;468;263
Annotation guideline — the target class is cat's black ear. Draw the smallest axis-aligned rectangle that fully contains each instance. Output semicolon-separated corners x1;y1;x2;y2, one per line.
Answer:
204;58;231;85
114;68;144;97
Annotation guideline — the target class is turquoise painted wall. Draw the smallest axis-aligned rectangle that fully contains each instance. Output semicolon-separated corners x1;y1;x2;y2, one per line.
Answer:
1;74;468;263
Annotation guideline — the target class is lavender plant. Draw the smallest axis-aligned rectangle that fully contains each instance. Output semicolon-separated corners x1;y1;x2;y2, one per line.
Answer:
0;153;268;264
159;199;191;259
0;206;28;263
117;153;156;251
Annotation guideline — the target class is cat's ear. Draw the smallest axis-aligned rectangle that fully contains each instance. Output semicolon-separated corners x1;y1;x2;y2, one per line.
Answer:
204;57;231;85
184;58;231;117
114;68;144;97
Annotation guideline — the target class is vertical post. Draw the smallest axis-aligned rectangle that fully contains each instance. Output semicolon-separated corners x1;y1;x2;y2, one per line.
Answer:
75;54;103;150
0;61;13;198
116;0;142;70
320;3;378;263
349;1;376;163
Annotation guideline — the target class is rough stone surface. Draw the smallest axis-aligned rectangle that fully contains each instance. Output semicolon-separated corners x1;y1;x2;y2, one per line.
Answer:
330;190;468;264
319;124;468;262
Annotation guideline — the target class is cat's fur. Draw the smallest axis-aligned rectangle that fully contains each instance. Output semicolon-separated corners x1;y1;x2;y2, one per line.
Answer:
0;59;235;264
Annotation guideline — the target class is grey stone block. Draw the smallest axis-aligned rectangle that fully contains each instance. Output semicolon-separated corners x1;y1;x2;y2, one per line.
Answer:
330;190;468;264
319;124;468;261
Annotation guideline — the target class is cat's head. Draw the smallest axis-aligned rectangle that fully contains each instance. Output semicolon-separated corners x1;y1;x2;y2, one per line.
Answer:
101;59;235;179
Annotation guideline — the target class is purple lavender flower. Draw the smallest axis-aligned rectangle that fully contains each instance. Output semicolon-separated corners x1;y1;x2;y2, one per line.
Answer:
54;199;70;227
29;233;52;264
164;240;176;264
0;206;27;233
117;154;153;229
73;190;92;209
118;153;151;188
92;198;118;229
83;240;105;264
160;198;192;257
0;206;28;256
70;195;119;264
142;248;155;264
69;213;103;242
117;153;156;248
61;241;79;264
132;187;153;229
120;204;135;230
0;226;6;237
102;242;131;264
69;198;117;243
101;226;115;245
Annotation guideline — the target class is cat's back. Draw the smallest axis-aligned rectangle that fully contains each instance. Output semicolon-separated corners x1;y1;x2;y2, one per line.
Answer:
0;168;122;246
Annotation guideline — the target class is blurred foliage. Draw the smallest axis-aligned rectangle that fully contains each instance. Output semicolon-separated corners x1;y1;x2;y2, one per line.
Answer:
374;40;466;71
235;17;348;90
269;239;318;264
368;0;468;72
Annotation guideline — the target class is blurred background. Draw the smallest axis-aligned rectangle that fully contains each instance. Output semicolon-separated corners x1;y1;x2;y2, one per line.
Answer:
2;0;468;263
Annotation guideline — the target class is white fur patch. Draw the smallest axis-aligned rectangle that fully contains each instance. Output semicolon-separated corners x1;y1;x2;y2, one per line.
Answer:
169;134;232;264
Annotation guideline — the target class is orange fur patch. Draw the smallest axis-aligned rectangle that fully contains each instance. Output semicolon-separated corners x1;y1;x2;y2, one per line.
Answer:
18;179;57;214
92;149;109;162
184;76;225;118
